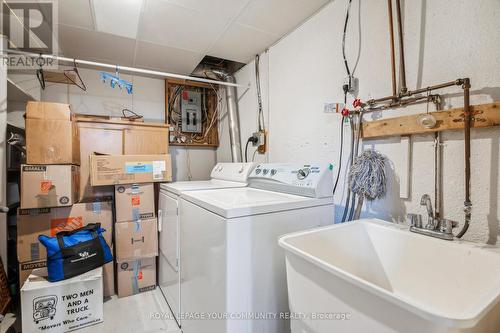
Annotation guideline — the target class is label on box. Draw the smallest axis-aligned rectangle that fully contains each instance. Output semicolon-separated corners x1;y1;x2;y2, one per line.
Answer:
131;195;140;206
23;165;47;172
40;180;52;194
125;162;153;174
50;217;83;236
153;160;166;180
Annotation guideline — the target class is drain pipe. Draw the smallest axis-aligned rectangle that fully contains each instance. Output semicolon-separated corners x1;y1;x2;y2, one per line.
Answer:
387;0;397;99
395;0;407;94
213;71;243;162
456;78;472;238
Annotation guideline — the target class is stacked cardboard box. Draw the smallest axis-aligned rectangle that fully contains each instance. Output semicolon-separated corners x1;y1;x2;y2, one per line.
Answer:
19;101;173;301
114;183;158;298
87;152;172;297
17;201;115;296
19;102;116;297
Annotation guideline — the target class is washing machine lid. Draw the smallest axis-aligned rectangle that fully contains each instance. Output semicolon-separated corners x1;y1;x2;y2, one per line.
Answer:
181;187;333;219
160;179;247;195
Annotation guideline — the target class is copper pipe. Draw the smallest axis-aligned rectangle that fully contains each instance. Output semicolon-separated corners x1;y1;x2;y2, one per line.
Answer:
387;0;397;98
395;0;407;94
366;79;462;106
456;78;471;238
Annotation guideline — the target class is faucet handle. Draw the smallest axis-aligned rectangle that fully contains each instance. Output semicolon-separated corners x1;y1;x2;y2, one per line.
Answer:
440;219;459;234
407;214;423;228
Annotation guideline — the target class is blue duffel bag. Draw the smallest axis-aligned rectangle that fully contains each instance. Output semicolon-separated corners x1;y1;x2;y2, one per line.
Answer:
38;223;113;282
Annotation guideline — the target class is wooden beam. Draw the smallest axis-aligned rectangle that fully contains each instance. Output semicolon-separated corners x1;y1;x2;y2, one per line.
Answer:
362;102;500;139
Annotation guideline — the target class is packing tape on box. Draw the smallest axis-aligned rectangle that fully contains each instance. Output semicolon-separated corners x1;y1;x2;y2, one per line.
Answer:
132;208;140;222
132;260;140;294
92;202;102;214
131;184;140;194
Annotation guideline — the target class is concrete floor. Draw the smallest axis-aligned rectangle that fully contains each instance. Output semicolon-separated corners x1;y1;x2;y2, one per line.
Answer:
79;288;180;333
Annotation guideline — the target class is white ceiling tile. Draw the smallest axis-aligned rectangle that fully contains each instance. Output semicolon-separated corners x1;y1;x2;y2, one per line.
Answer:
208;23;278;63
134;40;203;74
161;0;250;19
93;0;143;39
237;0;329;36
58;25;136;66
138;0;229;52
58;0;94;30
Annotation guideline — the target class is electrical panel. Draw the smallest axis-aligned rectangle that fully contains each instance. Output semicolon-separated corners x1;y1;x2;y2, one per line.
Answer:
181;90;202;133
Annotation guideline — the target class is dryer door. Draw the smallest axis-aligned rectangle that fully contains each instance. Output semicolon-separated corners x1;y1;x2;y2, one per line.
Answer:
158;191;181;326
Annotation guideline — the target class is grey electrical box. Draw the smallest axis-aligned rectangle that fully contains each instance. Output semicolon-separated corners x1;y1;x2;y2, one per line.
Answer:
181;90;202;133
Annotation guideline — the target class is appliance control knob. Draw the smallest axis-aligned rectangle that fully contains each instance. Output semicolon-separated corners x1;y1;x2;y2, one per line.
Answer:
263;169;269;175
297;168;310;180
270;169;277;176
255;169;261;175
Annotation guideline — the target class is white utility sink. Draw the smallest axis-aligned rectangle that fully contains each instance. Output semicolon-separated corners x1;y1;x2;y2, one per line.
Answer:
279;219;500;333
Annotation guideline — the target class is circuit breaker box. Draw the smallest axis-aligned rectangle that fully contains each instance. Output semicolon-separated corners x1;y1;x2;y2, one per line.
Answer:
181;90;202;133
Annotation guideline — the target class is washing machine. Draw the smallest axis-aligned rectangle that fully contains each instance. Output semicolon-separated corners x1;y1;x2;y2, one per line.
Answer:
179;163;335;333
157;162;255;326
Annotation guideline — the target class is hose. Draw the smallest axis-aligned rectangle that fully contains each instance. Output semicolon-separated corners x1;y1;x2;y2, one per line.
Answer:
333;116;345;195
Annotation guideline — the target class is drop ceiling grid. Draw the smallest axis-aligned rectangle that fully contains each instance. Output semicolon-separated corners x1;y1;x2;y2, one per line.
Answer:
56;0;331;73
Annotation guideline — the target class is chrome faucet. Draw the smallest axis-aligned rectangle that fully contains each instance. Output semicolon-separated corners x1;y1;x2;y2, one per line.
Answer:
420;194;436;229
408;193;458;241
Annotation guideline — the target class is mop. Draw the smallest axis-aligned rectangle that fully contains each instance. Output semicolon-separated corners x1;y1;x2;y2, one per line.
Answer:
348;149;388;220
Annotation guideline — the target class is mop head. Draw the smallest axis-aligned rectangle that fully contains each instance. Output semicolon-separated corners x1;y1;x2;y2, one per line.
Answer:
348;149;387;201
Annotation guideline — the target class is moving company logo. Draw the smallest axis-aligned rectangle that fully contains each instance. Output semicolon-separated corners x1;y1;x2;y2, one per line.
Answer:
79;251;89;258
70;250;97;263
1;0;58;69
33;295;57;324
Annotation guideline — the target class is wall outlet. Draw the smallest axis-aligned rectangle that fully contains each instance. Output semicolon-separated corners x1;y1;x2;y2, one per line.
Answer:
343;75;359;95
252;131;265;147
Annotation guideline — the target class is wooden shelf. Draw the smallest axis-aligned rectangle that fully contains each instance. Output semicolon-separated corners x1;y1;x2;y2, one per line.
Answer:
7;78;37;103
362;102;500;139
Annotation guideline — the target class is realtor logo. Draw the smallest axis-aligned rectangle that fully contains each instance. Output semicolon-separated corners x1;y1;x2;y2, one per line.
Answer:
1;0;58;68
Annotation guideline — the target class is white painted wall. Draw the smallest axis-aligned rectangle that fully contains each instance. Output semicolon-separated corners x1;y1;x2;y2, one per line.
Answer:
41;66;216;181
217;54;270;164
234;0;500;243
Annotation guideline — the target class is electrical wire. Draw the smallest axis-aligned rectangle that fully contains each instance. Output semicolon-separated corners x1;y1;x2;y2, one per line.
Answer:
244;139;251;163
342;0;354;77
332;116;345;195
251;148;259;162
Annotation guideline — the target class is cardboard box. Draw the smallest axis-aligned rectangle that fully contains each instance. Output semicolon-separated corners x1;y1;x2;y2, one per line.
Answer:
90;154;172;186
103;255;115;298
77;117;168;201
117;258;156;298
17;201;114;263
19;260;115;298
20;165;79;209
26;101;80;165
115;218;158;261
19;260;47;288
22;267;103;332
115;183;155;223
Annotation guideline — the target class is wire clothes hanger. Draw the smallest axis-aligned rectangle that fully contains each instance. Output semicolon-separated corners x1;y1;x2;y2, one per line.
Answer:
64;59;87;91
